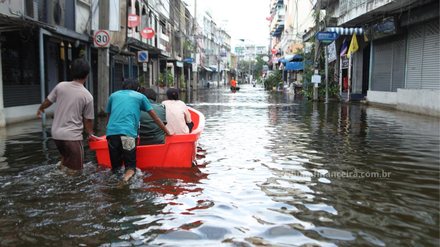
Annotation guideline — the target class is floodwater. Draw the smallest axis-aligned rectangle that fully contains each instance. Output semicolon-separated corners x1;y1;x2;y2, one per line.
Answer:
0;85;438;246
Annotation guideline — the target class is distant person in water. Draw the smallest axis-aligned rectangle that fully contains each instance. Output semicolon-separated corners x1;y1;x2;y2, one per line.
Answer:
139;87;167;145
230;77;237;88
162;88;193;134
36;58;98;171
230;77;239;91
105;80;171;182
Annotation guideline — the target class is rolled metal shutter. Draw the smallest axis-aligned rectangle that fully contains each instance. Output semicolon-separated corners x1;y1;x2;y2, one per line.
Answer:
406;20;440;89
371;41;392;91
421;21;439;89
352;50;363;93
391;38;406;91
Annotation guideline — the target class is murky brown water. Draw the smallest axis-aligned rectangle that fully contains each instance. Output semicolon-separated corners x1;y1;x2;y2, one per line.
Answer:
0;85;438;246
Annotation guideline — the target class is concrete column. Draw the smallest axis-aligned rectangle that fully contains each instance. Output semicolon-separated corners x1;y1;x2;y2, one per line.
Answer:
0;41;6;127
97;0;110;115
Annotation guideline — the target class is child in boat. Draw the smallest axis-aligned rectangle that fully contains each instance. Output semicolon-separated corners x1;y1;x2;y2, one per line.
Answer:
139;88;167;145
162;88;193;134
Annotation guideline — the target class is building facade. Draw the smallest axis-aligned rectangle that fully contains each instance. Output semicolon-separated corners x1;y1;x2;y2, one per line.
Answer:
320;0;439;116
0;0;231;126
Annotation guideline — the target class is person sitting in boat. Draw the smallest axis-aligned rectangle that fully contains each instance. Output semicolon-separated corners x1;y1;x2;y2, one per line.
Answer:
105;80;171;182
139;87;167;145
162;88;193;134
230;77;237;90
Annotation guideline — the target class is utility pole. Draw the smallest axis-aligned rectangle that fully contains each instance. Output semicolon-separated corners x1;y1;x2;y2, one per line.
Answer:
97;0;110;115
313;0;321;101
325;45;329;103
179;1;184;92
192;0;197;92
217;33;220;88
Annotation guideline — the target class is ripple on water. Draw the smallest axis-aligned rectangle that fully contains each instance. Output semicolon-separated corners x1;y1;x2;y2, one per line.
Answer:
0;87;438;246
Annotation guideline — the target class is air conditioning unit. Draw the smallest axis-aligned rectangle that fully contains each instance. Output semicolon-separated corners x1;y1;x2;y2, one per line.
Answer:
45;0;65;26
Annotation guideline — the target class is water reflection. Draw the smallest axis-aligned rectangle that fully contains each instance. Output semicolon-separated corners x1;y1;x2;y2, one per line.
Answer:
0;84;438;246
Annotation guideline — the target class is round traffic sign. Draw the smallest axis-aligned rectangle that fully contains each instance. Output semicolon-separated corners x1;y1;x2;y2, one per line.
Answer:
128;14;140;28
141;27;155;39
94;30;110;47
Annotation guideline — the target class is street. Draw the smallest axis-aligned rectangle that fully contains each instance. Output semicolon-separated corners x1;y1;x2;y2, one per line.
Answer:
0;84;438;246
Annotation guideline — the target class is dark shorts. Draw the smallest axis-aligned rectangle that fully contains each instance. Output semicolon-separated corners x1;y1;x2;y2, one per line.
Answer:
54;140;84;170
106;135;137;173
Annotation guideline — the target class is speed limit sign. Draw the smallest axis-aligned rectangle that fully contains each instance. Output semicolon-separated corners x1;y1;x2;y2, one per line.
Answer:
94;30;110;48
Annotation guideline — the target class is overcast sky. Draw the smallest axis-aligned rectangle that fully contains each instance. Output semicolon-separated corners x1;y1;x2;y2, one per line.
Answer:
184;0;271;48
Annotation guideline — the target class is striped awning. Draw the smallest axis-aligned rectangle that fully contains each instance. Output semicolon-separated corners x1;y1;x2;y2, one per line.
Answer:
325;27;364;35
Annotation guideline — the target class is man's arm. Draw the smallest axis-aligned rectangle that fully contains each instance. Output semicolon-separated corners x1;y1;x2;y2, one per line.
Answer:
84;118;102;141
148;110;172;136
83;118;94;136
36;98;53;118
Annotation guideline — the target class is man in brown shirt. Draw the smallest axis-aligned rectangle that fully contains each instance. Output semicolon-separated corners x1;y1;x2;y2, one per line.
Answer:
37;58;98;170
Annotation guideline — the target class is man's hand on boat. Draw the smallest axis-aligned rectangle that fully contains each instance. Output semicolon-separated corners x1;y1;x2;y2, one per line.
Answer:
88;134;103;142
165;129;174;136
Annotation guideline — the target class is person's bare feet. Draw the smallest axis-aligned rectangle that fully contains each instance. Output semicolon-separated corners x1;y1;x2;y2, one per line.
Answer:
122;169;135;182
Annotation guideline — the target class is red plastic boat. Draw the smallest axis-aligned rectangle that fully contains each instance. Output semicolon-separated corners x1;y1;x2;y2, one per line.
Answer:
89;107;205;169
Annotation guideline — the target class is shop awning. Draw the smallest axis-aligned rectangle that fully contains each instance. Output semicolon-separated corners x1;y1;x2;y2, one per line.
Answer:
285;62;303;71
183;58;194;63
209;66;217;72
325;27;364;35
279;54;303;64
202;66;213;72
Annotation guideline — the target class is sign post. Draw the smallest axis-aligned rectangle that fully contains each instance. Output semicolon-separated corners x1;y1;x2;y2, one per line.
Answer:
316;31;339;103
311;70;321;101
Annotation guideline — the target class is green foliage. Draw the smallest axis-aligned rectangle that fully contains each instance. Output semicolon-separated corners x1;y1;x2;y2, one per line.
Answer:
301;82;341;101
179;74;186;89
138;75;146;87
159;70;174;87
183;41;194;58
263;70;282;90
253;55;265;80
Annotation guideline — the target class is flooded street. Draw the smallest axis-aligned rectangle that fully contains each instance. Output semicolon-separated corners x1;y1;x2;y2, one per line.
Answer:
0;85;439;246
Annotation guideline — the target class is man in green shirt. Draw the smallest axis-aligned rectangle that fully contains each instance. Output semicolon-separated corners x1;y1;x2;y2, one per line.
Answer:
139;88;167;145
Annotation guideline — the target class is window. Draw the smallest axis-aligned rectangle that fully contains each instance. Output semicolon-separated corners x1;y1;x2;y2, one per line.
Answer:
2;32;40;86
1;31;41;107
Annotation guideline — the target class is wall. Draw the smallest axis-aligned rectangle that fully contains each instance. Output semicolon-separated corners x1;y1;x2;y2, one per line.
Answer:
367;91;397;106
3;105;55;125
366;89;440;117
396;89;440;117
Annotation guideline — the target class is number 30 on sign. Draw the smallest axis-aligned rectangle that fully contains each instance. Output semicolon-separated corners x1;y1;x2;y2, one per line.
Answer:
94;30;110;48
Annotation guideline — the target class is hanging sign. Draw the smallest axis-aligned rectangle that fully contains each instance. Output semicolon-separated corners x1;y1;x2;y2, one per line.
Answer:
341;56;349;69
327;41;337;63
316;31;339;43
128;14;140;28
141;27;155;39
